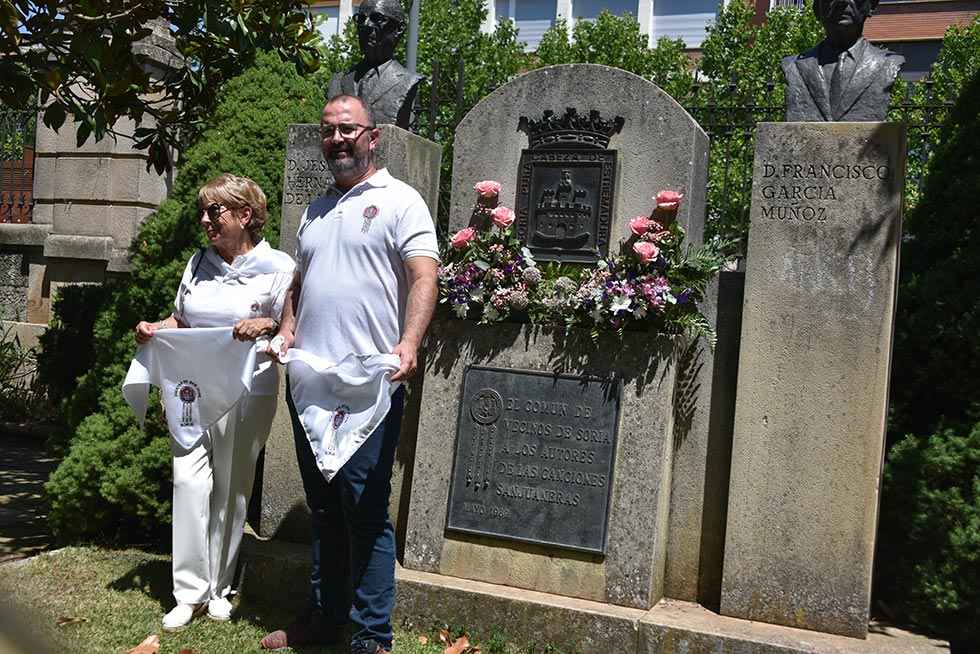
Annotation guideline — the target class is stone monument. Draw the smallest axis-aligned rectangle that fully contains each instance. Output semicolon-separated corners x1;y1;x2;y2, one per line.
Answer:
327;0;424;129
720;122;907;638
402;64;711;613
782;0;904;122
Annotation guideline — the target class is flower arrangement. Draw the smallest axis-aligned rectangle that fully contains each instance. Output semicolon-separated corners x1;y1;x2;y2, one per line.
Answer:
438;181;727;341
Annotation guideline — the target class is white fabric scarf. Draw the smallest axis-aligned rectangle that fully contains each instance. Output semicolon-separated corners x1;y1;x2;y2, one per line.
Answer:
123;327;267;450
203;240;297;283
283;350;400;482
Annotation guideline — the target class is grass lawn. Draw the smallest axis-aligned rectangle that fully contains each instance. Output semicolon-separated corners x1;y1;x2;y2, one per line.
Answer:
0;547;487;654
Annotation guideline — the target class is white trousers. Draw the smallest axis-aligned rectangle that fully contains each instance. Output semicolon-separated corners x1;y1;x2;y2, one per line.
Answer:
171;392;276;604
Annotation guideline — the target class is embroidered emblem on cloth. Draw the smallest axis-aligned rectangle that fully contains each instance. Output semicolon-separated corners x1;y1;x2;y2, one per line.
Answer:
175;380;201;427
361;205;379;233
333;404;351;430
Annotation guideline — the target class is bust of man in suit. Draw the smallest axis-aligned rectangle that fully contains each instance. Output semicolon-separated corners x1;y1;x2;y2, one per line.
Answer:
328;0;423;129
782;0;904;122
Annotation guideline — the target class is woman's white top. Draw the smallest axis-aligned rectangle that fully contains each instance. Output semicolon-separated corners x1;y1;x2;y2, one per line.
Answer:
174;240;295;395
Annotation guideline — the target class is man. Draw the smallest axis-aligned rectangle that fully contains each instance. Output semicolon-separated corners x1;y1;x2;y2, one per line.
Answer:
782;0;904;122
328;0;424;129
260;95;439;654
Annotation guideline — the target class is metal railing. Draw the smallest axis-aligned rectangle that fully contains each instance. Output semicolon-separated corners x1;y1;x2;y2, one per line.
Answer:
685;77;951;244
1;109;37;224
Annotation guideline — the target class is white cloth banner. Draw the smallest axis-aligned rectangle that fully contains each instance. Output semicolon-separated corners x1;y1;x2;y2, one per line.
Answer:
283;349;401;482
122;327;269;450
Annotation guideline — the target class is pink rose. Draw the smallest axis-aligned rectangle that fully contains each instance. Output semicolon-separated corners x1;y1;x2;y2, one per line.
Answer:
474;180;502;199
654;190;684;210
490;206;515;229
451;227;476;249
633;241;660;264
629;216;650;236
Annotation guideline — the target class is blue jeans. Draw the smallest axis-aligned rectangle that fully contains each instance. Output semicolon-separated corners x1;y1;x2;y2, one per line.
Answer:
287;377;405;650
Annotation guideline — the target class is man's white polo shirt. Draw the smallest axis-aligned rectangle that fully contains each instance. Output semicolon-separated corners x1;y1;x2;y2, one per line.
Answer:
293;167;439;365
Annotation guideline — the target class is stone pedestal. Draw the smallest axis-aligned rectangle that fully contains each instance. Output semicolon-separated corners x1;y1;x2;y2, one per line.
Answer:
720;122;906;638
255;124;441;542
663;271;744;608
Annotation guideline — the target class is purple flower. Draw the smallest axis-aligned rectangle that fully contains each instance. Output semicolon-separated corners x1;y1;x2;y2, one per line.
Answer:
677;289;691;305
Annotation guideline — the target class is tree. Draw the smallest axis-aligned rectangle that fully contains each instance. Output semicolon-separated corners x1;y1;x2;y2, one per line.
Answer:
888;30;980;441
535;12;693;100
695;0;822;244
0;0;322;172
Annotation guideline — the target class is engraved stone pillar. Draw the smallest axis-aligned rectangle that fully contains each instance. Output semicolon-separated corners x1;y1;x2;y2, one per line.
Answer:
256;124;441;542
720;122;906;638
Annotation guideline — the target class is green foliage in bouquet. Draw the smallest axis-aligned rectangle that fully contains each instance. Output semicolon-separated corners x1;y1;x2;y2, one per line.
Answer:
438;183;726;343
43;51;326;543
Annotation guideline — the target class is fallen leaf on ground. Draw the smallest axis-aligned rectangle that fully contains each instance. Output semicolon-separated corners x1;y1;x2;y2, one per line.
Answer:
55;616;88;626
178;650;198;654
443;635;470;654
126;634;160;654
418;635;429;645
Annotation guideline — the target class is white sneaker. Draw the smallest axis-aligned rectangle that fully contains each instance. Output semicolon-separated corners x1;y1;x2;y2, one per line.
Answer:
162;603;205;631
208;596;233;621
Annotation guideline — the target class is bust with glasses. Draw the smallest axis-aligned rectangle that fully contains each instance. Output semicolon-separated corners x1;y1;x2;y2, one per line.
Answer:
327;0;423;129
782;0;903;122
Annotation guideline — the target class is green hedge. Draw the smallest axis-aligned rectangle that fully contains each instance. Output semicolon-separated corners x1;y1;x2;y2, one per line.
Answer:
876;422;980;651
43;51;327;542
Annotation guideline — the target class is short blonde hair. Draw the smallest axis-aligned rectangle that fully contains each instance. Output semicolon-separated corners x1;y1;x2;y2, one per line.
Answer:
197;174;268;243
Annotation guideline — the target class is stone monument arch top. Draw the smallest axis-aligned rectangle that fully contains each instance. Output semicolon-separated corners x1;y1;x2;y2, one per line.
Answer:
449;64;708;252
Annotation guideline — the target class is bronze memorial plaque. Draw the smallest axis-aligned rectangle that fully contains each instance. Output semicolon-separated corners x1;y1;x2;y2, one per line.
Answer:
446;366;621;554
515;108;623;264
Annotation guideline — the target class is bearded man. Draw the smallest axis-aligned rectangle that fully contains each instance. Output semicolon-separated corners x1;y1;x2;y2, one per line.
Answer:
260;94;439;654
782;0;904;122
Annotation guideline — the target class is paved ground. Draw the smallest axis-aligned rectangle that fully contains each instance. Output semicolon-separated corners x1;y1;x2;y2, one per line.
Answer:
0;433;58;563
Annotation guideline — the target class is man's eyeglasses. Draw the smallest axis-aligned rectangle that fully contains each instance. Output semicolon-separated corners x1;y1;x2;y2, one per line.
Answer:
202;203;232;221
320;123;374;140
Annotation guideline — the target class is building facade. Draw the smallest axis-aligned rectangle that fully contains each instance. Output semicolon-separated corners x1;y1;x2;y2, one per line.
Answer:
310;0;731;50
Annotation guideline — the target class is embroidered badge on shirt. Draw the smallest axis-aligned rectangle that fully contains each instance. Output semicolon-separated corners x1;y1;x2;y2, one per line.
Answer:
361;205;379;233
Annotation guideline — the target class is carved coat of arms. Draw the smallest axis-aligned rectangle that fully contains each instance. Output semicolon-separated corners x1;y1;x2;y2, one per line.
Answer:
516;108;624;263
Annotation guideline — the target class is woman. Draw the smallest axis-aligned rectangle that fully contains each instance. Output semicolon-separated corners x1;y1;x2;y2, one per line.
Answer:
134;174;295;631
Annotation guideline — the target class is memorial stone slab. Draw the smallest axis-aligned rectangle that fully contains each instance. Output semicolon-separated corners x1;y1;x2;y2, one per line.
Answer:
404;63;715;611
449;64;708;249
256;123;440;541
405;321;680;610
720;122;906;638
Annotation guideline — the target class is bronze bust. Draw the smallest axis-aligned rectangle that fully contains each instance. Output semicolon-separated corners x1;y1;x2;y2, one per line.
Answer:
328;0;424;129
782;0;904;122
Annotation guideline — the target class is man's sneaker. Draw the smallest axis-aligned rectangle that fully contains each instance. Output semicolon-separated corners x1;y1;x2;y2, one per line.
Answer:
207;596;233;621
162;603;206;631
352;638;390;654
260;610;343;650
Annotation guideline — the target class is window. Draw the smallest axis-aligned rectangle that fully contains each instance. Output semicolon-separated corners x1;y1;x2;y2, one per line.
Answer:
652;0;718;48
572;0;637;23
496;0;556;51
770;0;806;8
310;5;341;42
